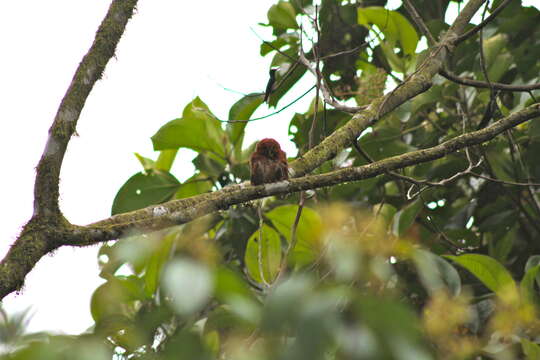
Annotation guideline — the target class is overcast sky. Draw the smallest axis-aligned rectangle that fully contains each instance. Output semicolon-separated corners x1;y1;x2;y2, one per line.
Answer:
1;0;537;335
0;0;313;334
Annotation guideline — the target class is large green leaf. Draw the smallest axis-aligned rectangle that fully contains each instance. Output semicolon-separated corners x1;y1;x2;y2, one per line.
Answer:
266;205;322;267
444;254;517;297
357;7;418;55
245;225;282;284
151;97;226;158
111;171;180;215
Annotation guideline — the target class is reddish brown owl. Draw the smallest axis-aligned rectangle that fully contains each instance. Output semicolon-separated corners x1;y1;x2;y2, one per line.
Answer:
250;138;288;185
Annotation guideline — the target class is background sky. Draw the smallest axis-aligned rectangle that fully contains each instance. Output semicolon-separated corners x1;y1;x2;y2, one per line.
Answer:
1;0;536;335
0;0;312;334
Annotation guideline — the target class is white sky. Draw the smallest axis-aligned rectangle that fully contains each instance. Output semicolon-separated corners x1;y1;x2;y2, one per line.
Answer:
0;1;312;334
1;0;537;335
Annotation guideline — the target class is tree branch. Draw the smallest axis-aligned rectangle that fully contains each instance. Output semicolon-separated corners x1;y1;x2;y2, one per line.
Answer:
0;0;138;300
455;0;513;44
439;69;540;92
67;103;539;247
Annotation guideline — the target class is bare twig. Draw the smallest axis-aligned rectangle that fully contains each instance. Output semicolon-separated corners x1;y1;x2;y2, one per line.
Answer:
403;0;436;45
455;0;513;44
439;69;540;92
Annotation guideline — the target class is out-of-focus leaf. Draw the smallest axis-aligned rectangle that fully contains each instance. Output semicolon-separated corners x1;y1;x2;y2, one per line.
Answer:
267;1;298;34
91;276;148;323
111;171;180;215
521;338;540;360
144;232;175;296
162;259;214;315
262;275;314;332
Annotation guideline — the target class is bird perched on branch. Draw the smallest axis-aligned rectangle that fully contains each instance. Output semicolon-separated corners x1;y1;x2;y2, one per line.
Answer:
263;68;278;103
250;138;288;185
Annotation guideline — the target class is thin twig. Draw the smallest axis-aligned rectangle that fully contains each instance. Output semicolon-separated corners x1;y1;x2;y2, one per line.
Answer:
439;69;540;92
455;0;513;44
403;0;436;45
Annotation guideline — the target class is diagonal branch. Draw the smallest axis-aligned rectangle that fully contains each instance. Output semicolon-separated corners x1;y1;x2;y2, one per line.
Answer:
68;103;539;248
0;0;138;300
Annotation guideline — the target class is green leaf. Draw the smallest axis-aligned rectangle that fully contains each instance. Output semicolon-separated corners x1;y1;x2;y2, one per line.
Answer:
111;171;180;215
174;173;213;200
226;93;263;159
245;225;282;284
91;276;147;322
144;232;175;296
357;7;418;55
162;259;214;315
413;249;461;296
483;33;508;69
392;199;422;237
214;266;254;302
155;149;178;172
489;225;517;263
520;264;540;306
266;205;322;267
521;338;540;360
151;97;226;158
134;153;156;172
268;1;298;33
444;254;517;296
380;40;406;74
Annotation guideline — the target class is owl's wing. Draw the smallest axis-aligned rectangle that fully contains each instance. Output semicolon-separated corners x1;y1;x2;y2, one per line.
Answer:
250;154;264;185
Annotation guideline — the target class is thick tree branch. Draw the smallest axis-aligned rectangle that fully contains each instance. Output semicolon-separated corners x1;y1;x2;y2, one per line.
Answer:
68;103;539;247
0;0;138;300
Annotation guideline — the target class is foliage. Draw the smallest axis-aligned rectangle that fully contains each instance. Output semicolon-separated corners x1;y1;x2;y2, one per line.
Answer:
3;0;540;359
